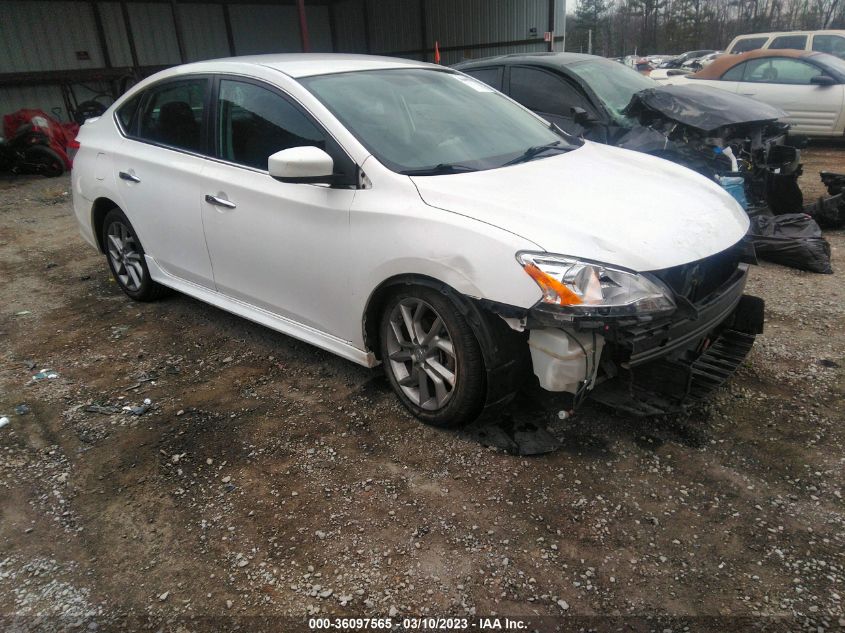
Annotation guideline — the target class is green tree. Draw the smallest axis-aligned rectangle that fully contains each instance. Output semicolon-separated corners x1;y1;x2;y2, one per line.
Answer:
576;0;610;53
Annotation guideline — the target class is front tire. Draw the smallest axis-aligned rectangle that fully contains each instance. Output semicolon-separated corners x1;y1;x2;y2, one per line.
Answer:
102;208;168;302
379;287;486;427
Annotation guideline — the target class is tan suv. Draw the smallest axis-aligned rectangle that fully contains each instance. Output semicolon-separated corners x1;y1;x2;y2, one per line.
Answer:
726;30;845;58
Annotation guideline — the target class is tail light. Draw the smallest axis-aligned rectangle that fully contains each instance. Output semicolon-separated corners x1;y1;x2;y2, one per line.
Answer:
67;138;80;165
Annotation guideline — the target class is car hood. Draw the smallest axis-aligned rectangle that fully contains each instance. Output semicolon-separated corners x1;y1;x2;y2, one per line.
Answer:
623;83;787;132
410;141;749;272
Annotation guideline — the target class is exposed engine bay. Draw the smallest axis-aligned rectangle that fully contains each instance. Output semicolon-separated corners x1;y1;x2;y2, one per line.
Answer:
616;84;803;214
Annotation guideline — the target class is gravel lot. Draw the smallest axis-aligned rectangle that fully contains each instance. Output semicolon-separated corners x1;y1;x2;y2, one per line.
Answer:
0;148;843;633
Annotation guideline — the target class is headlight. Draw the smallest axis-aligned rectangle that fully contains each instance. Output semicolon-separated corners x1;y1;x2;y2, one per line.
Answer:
517;252;676;316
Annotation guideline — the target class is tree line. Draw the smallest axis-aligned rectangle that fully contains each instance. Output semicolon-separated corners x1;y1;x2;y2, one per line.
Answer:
569;0;843;57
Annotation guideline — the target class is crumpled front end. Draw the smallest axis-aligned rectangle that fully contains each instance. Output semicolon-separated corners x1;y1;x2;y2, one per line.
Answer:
616;84;803;215
512;240;765;416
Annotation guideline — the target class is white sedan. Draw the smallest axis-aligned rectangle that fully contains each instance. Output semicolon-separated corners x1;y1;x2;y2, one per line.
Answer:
72;54;762;425
665;49;845;137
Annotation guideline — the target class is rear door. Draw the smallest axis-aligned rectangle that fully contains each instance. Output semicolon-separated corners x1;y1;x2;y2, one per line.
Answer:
735;56;844;135
112;76;215;288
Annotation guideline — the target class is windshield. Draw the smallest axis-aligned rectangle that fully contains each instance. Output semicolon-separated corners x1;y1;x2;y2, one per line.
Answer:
813;52;845;77
300;68;578;174
567;59;657;123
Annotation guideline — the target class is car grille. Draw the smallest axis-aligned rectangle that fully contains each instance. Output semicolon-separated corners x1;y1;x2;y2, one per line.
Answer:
650;241;744;304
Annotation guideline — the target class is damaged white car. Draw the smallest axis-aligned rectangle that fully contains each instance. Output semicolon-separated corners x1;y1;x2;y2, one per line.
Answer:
72;54;764;426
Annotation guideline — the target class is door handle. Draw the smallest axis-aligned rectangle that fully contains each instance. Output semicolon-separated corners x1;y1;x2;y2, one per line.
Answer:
205;194;237;209
119;171;141;183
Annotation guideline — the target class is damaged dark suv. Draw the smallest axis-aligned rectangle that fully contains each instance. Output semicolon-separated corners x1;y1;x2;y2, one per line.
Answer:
454;52;803;214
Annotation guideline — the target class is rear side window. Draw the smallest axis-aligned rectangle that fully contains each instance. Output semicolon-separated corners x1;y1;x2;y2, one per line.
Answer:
732;37;768;53
813;34;845;58
116;94;142;134
137;79;208;153
770;35;808;50
509;67;592;117
217;79;326;170
462;67;503;91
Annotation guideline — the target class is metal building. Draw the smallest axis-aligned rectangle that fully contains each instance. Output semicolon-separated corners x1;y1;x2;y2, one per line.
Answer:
0;0;566;122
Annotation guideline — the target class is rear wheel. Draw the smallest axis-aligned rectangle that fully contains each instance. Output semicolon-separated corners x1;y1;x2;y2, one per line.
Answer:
379;287;486;427
102;208;168;302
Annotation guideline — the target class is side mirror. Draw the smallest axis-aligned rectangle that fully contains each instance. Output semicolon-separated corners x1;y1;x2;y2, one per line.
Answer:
571;106;597;126
268;146;335;183
811;74;836;86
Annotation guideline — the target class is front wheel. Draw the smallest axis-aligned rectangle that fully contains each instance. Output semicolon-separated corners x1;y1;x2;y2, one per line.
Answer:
379;287;486;427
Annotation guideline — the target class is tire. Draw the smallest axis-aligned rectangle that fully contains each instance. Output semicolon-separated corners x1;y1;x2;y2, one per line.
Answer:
379;286;486;428
23;146;64;177
101;208;168;302
73;100;107;124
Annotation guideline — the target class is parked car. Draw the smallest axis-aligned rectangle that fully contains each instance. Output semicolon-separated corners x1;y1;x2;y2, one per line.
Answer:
727;30;845;58
623;55;652;72
693;51;724;68
453;53;803;212
658;50;716;69
666;49;845;137
648;67;694;82
72;54;764;424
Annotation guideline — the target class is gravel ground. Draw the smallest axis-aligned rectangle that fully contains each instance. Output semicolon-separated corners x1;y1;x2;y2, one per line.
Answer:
0;148;843;633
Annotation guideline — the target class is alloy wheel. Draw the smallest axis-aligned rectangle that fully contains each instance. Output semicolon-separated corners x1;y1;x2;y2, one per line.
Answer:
106;221;144;292
385;298;457;411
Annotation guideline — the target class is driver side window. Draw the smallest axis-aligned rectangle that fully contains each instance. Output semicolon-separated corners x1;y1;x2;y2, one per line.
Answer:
509;67;594;118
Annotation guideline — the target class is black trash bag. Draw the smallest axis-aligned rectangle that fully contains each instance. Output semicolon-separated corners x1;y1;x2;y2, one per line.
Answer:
749;213;833;274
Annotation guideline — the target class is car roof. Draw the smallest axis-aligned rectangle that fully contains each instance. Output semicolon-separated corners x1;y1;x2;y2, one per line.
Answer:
453;52;600;70
159;53;434;79
691;48;822;79
733;30;845;39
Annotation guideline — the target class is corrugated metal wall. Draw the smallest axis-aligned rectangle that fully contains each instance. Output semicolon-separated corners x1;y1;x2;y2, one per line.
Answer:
0;1;106;72
1;0;563;121
178;3;231;62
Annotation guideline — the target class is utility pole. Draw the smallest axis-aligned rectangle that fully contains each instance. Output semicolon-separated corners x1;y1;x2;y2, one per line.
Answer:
588;29;592;55
561;0;567;52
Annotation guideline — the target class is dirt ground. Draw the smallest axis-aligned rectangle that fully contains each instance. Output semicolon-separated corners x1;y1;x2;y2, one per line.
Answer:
0;147;843;633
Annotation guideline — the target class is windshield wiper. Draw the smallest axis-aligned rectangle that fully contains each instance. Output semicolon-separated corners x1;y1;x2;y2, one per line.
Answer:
503;140;568;166
401;163;478;176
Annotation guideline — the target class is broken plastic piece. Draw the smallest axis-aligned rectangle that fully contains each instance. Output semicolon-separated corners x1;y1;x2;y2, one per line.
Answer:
0;417;9;428
717;175;748;210
32;369;58;381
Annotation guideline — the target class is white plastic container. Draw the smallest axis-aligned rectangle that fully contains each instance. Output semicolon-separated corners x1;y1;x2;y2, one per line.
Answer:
528;328;605;393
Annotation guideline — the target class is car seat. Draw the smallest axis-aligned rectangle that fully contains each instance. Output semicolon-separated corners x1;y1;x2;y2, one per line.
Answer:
158;101;200;151
761;65;778;81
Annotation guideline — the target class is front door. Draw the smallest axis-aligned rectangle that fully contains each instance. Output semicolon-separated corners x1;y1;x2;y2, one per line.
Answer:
736;56;845;135
199;78;357;338
507;66;600;136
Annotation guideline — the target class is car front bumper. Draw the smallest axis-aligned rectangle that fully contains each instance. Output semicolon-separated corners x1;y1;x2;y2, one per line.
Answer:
588;265;765;415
